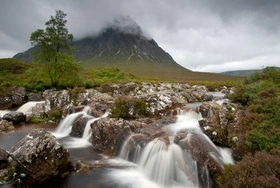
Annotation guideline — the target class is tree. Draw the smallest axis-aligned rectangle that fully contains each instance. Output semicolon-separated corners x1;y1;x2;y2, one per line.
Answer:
30;10;79;88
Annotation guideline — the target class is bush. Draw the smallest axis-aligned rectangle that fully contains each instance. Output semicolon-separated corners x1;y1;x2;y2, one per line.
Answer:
218;148;280;188
46;107;63;122
110;96;147;119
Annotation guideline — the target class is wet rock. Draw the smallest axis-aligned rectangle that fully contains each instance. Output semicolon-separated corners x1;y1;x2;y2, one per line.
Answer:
91;118;132;156
119;134;151;162
0;148;9;169
71;116;94;137
88;102;108;117
75;160;96;173
198;102;212;118
67;105;85;114
10;129;72;182
177;132;224;186
0;120;14;132
3;112;25;124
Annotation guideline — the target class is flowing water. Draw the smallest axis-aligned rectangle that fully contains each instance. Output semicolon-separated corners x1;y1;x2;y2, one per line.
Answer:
0;103;234;187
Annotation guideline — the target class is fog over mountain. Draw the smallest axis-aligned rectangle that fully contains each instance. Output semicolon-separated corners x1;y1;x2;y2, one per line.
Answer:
1;0;280;72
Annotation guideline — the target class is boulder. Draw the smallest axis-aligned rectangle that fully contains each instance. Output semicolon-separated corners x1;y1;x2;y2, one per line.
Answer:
0;148;9;169
3;111;25;124
88;102;108;117
177;132;224;187
0;97;12;110
10;129;72;181
91;118;132;156
0;119;14;132
71;116;94;137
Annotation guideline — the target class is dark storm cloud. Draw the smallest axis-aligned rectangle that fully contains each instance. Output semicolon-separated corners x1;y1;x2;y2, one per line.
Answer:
1;0;280;72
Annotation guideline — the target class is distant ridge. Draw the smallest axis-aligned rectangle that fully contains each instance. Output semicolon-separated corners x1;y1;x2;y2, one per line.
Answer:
221;67;280;77
14;16;238;81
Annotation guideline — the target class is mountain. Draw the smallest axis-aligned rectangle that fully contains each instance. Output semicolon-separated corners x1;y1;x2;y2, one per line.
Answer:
221;67;280;77
14;16;238;81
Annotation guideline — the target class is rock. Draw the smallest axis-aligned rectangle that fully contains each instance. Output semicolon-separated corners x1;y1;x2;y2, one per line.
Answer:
43;90;71;110
10;86;26;106
177;132;224;187
26;92;44;101
119;134;151;162
198;102;212;118
91;118;132;156
0;97;12;110
3;112;25;124
0;120;14;132
75;160;96;173
67;105;85;114
88;102;108;117
0;86;26;110
71;116;94;137
0;148;9;169
10;129;72;182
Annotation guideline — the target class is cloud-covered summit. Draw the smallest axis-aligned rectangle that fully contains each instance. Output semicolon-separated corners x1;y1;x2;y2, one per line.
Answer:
1;0;280;72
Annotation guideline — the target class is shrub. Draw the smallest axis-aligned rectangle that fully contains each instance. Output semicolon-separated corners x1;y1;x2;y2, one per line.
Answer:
67;86;86;106
110;96;147;119
218;148;280;188
46;107;63;122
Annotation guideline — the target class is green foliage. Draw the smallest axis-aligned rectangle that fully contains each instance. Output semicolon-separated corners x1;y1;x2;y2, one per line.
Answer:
30;116;49;124
110;96;147;119
218;148;280;188
30;10;80;88
228;67;280;153
46;107;63;121
68;86;86;106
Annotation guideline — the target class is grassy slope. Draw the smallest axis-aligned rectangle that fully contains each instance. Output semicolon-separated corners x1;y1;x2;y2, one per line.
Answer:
81;58;240;82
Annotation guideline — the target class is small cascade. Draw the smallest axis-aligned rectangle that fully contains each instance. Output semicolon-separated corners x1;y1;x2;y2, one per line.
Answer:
113;110;234;187
82;111;109;141
53;112;84;138
53;106;93;138
16;101;45;114
137;138;198;187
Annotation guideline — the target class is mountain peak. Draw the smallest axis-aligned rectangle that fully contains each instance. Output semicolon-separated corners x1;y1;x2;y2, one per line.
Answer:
104;16;144;37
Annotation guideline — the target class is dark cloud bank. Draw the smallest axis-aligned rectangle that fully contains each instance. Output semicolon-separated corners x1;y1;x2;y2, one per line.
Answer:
1;0;280;72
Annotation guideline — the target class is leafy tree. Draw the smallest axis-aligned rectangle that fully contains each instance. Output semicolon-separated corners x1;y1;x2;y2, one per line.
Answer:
30;10;79;88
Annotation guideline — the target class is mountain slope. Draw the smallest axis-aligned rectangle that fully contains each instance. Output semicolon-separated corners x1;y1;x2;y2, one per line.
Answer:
14;17;238;81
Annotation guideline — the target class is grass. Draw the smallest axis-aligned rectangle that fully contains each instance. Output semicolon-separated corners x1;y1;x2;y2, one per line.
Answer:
0;58;240;94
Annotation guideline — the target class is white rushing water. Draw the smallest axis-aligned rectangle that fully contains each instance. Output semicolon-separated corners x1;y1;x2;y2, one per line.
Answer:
16;101;45;114
109;110;234;188
52;107;109;148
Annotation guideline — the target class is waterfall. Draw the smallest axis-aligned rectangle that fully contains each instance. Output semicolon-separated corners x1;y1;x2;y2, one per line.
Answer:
53;106;93;138
109;110;234;188
16;101;45;114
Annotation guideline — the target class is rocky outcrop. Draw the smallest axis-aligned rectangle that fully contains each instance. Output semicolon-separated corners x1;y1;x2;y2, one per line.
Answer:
3;112;25;124
0;86;26;110
71;116;94;137
176;132;224;187
91;118;133;156
198;101;242;147
10;129;72;182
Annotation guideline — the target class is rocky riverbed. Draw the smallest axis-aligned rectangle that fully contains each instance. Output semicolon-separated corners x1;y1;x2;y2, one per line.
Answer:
0;82;242;187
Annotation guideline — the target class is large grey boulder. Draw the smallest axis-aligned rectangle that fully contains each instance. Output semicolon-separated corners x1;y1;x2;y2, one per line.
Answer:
10;129;72;181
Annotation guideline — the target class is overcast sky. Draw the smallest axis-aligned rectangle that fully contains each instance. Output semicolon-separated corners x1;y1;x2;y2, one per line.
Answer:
1;0;280;72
